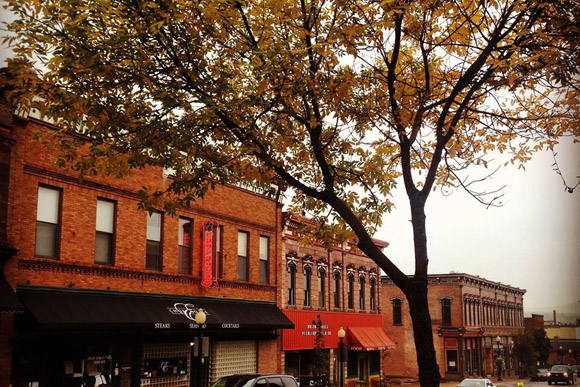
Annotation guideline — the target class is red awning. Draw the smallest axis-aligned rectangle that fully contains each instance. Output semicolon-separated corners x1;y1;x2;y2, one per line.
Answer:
347;327;396;351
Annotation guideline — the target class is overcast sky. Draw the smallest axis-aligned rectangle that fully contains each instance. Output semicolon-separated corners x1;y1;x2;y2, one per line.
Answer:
376;139;580;320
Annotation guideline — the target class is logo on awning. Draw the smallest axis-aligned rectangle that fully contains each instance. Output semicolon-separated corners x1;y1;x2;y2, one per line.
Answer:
168;303;209;321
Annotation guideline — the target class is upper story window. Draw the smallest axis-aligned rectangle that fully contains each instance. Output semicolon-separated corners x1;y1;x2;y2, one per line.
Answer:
288;264;296;305
392;298;402;325
35;185;61;259
146;211;163;271
442;298;452;326
304;266;312;307
95;199;115;265
319;269;326;308
237;231;249;281
259;236;269;284
178;217;192;274
347;274;355;309
359;276;366;310
370;278;376;311
333;272;341;308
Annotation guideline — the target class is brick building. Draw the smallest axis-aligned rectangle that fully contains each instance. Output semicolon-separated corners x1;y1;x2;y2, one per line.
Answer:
280;214;395;387
0;101;292;387
381;273;525;381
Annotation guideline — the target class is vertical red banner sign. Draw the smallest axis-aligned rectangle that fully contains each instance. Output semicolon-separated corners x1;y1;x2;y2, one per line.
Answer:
202;221;218;288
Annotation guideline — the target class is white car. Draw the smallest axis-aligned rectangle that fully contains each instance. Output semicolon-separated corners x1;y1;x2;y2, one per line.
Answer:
457;379;496;387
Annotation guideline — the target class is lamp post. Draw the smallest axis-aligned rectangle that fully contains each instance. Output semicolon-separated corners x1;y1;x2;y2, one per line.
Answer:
559;346;564;364
569;349;573;364
338;326;345;387
495;335;503;381
195;309;207;387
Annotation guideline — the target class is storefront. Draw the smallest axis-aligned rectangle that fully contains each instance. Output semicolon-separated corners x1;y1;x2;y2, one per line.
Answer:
11;286;293;387
440;330;485;380
282;310;395;387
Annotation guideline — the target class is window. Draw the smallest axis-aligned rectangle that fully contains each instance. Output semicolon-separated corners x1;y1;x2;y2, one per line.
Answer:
146;211;162;271
35;185;61;259
319;269;326;308
237;231;249;281
359;276;365;310
347;274;354;309
95;199;115;265
304;266;311;307
446;350;458;372
442;298;452;326
288;264;296;305
392;299;402;325
216;225;223;278
178;217;192;274
333;272;341;308
259;236;269;284
370;278;376;311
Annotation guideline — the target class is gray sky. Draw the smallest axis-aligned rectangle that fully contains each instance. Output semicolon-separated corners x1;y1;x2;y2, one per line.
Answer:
377;139;580;320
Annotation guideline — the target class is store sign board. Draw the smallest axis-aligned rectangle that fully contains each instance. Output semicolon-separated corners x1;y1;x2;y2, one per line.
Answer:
202;221;218;288
142;357;188;378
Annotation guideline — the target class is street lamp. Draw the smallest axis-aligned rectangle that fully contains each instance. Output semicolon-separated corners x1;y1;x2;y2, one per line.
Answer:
569;349;573;364
495;335;503;381
559;346;564;364
338;326;346;387
193;309;207;387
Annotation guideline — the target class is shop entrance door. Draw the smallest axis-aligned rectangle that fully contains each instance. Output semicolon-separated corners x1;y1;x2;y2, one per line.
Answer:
357;353;368;385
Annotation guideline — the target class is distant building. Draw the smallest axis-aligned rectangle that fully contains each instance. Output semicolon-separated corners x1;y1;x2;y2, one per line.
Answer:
545;311;579;365
524;314;545;333
381;273;525;381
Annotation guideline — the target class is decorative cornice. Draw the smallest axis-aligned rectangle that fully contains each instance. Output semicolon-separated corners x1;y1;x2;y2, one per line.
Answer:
316;258;328;273
286;251;299;269
302;255;314;271
332;261;342;273
17;259;275;293
346;263;356;276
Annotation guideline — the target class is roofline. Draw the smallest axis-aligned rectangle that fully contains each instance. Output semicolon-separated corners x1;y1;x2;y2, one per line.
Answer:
381;272;526;294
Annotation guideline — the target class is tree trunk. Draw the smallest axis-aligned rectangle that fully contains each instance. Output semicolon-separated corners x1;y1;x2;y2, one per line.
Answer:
405;278;441;386
403;193;440;386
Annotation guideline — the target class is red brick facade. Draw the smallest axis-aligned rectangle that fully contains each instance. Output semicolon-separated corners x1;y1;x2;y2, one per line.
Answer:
281;215;389;386
0;105;288;386
381;273;525;381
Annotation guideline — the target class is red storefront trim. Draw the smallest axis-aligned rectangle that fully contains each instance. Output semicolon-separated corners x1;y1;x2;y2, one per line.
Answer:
282;310;384;351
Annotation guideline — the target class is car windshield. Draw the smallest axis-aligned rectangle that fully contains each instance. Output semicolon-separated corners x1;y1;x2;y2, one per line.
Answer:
210;376;257;387
551;365;569;371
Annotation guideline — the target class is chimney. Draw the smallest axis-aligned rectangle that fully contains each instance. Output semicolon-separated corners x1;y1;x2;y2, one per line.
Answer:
553;310;557;324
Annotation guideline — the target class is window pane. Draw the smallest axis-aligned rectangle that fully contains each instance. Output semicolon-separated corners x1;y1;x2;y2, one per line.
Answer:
178;246;191;274
146;212;162;241
146;240;161;270
237;231;248;256
35;222;57;258
95;232;113;264
259;236;268;261
238;255;248;281
37;186;60;223
96;200;114;233
259;260;268;284
178;218;191;246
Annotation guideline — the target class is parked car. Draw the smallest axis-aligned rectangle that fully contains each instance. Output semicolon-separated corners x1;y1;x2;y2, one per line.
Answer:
210;374;299;387
530;368;548;381
547;364;574;385
457;379;496;387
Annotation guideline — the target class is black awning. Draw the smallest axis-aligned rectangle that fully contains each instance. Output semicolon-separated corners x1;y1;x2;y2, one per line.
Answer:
1;276;24;313
17;286;294;330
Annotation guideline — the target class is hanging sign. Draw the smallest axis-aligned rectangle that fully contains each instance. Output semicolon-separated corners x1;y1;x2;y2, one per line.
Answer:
202;221;218;288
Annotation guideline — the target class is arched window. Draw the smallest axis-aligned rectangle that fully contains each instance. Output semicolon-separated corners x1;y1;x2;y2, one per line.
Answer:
319;269;326;308
333;272;341;308
288;264;296;305
441;298;452;326
359;276;366;310
370;278;376;311
304;266;312;307
392;298;402;325
347;274;355;309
